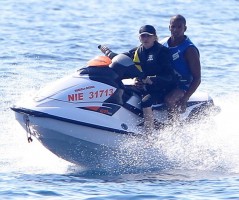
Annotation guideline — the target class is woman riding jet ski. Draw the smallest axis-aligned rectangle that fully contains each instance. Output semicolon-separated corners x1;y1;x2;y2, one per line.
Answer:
11;54;220;167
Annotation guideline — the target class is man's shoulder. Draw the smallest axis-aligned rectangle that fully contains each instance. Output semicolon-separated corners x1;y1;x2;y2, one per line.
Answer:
184;36;199;54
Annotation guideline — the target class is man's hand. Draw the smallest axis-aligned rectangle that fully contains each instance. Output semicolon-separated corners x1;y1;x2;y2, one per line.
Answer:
142;76;153;85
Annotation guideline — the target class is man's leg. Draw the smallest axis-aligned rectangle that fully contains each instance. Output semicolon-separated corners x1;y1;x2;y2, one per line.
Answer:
165;89;185;124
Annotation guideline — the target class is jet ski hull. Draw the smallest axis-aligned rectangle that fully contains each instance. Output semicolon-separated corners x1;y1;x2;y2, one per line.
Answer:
13;109;133;168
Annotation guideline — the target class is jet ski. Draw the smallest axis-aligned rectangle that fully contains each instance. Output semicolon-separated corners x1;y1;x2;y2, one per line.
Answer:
11;54;220;168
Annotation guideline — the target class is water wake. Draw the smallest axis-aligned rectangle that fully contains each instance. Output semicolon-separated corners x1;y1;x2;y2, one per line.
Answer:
93;93;239;175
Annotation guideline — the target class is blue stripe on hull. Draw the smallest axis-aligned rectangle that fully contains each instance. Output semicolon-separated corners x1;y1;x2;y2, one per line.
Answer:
11;107;132;135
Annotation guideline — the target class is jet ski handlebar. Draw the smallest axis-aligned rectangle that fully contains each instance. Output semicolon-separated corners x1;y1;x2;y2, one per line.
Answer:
98;45;117;59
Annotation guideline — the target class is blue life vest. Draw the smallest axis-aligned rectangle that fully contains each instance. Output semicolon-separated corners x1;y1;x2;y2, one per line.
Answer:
160;36;199;87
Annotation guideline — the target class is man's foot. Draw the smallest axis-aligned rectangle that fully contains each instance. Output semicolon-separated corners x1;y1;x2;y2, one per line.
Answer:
137;119;167;130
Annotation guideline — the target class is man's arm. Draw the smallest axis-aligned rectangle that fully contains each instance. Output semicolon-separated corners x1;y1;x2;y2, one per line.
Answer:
182;46;201;101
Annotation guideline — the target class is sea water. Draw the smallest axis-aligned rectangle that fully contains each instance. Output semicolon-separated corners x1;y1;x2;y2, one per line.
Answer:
1;0;239;199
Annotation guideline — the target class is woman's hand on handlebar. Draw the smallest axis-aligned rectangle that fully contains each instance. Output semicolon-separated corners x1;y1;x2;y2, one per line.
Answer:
134;78;144;89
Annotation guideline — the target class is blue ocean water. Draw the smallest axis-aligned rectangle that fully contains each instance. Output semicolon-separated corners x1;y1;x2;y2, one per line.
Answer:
1;0;239;199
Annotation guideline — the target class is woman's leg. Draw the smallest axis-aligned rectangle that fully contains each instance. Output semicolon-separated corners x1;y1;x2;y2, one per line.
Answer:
142;107;154;132
141;94;154;133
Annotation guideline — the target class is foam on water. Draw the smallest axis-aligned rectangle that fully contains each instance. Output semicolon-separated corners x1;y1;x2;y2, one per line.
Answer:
84;94;239;175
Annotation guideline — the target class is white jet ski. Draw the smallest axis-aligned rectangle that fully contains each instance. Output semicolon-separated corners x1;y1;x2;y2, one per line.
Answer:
11;54;220;168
